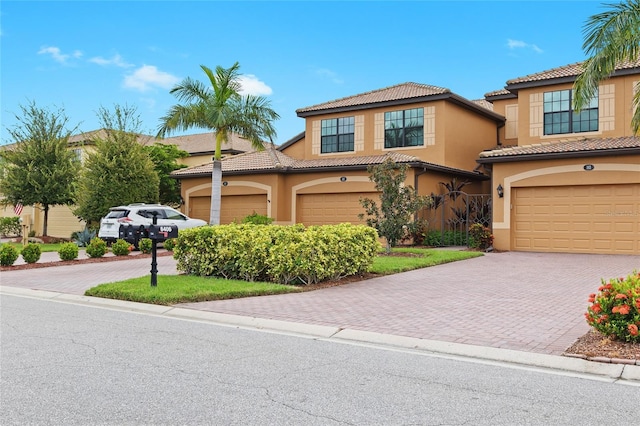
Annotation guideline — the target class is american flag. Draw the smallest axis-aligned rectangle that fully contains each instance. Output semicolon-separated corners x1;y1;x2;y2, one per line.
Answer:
14;202;23;216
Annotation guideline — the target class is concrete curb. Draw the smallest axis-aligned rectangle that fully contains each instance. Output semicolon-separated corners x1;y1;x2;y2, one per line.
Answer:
2;286;638;384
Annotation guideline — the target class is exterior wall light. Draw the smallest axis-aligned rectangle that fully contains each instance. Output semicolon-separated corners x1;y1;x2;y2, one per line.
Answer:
340;177;347;182
496;184;504;198
222;181;228;186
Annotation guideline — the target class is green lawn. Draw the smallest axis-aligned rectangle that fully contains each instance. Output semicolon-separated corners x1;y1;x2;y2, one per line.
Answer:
3;242;65;253
85;248;483;305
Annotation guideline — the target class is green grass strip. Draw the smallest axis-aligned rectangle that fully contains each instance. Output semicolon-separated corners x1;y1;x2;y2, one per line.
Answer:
85;248;483;305
85;275;302;305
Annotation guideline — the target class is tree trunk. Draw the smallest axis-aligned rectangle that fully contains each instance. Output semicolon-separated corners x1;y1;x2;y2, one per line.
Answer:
43;204;49;237
209;160;222;225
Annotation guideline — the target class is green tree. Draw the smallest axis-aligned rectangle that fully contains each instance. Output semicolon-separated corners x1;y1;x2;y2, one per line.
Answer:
74;105;159;224
0;102;80;236
574;0;640;134
156;62;279;225
144;143;188;206
359;158;431;253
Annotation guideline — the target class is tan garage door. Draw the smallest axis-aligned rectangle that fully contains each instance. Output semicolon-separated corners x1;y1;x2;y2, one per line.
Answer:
297;192;378;226
190;195;268;224
512;184;640;254
189;196;210;223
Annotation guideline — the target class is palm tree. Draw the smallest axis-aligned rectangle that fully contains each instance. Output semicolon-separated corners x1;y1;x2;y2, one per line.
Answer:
574;0;640;134
157;63;279;224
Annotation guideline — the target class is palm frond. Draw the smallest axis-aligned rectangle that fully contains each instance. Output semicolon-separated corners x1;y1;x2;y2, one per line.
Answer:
574;0;640;114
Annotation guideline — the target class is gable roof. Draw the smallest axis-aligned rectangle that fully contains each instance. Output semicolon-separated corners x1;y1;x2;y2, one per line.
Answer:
483;59;640;99
67;129;154;146
504;59;640;91
477;136;640;163
296;82;504;123
172;146;487;180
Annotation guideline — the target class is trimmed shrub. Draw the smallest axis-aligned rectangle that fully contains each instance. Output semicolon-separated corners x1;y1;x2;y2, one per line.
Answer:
424;230;467;247
0;217;21;237
21;243;41;264
86;237;107;258
469;223;494;250
138;238;152;254
163;238;176;251
586;271;640;343
0;244;20;266
174;223;380;285
58;242;79;261
242;212;274;225
111;239;132;256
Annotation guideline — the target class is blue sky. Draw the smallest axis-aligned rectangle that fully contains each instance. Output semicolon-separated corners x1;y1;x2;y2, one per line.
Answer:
1;0;607;145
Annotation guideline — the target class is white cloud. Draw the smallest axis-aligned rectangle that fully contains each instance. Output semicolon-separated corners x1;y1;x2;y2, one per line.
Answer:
507;39;543;54
38;46;81;63
237;74;273;96
123;65;180;92
89;53;132;68
315;67;344;84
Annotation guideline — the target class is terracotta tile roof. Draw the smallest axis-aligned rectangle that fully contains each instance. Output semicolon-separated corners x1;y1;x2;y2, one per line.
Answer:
159;132;257;155
292;152;419;170
296;82;450;114
67;129;153;145
484;88;512;98
478;136;640;159
172;148;477;177
471;99;494;111
171;145;294;176
506;59;640;85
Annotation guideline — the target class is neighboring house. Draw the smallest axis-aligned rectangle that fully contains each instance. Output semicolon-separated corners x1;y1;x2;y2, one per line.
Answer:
478;60;640;255
158;132;258;168
173;82;504;227
0;130;256;238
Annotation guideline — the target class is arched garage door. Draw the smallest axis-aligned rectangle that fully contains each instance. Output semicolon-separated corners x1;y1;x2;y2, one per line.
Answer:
190;195;268;224
512;184;640;254
297;192;378;226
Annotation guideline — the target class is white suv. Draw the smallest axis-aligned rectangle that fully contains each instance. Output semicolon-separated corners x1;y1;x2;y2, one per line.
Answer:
98;203;207;244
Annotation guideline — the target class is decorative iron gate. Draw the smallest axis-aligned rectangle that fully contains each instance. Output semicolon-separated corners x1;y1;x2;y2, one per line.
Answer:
421;191;492;247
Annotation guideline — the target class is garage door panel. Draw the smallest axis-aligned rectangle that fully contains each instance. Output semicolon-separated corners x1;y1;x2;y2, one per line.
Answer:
298;192;377;226
512;184;640;254
190;195;267;224
221;195;267;224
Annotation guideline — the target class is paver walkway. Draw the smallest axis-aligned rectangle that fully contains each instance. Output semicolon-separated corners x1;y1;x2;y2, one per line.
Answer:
1;250;638;355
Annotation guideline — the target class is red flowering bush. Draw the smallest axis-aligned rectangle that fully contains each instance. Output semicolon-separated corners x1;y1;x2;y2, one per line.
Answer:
585;270;640;343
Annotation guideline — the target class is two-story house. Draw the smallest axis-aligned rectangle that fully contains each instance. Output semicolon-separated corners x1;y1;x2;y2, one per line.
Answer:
174;82;504;226
478;61;640;255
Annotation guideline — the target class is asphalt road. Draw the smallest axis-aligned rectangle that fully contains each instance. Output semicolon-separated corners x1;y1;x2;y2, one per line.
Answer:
1;295;638;425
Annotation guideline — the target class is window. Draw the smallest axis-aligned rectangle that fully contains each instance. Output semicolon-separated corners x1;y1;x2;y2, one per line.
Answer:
384;108;424;148
321;117;354;153
165;209;187;220
543;89;598;135
72;148;82;162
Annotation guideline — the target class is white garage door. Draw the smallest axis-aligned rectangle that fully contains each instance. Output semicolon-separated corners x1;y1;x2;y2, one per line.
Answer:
297;192;378;226
512;184;640;254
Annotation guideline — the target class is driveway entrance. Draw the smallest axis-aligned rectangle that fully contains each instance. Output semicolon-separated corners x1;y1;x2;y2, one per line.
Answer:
179;252;639;355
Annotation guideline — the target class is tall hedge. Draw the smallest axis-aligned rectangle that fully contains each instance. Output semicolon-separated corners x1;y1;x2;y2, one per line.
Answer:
173;223;379;285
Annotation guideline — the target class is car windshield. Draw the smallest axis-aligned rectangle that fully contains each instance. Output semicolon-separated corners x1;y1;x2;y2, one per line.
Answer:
105;210;128;219
165;209;187;220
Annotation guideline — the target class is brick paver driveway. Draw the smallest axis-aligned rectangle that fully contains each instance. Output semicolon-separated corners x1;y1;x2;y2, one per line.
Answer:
178;252;639;355
1;251;638;355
